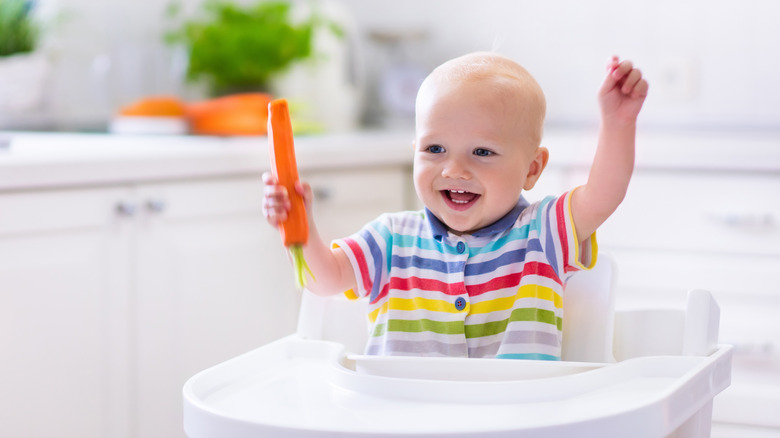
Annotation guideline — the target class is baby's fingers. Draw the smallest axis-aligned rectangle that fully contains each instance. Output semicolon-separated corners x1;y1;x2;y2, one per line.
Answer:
610;59;634;80
621;69;648;98
262;173;291;225
600;57;632;96
606;55;620;74
263;193;290;226
630;76;649;99
295;180;314;207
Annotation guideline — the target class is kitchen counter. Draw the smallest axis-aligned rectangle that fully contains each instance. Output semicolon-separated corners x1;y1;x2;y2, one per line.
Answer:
2;128;778;191
0;131;415;191
543;128;780;172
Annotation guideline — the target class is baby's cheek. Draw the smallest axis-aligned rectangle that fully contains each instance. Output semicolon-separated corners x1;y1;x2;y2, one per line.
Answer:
412;165;427;193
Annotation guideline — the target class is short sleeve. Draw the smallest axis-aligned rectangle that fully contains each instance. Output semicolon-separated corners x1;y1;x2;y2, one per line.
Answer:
331;214;393;302
561;188;598;272
535;190;598;282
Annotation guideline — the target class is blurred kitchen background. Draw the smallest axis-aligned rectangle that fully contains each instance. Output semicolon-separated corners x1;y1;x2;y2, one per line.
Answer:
2;1;780;437
3;0;779;133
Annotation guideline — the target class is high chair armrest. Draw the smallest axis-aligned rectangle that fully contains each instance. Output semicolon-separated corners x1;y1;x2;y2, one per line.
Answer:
613;308;686;360
613;289;721;361
683;289;721;356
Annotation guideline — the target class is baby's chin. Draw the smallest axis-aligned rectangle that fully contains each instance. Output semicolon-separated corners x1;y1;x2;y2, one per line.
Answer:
439;203;520;235
439;215;488;236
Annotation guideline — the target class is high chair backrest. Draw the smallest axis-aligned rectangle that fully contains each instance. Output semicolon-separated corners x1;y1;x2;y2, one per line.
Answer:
297;254;618;362
561;254;617;362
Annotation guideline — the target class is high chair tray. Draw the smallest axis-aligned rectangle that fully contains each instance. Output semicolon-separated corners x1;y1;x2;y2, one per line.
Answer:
349;354;604;382
183;335;732;438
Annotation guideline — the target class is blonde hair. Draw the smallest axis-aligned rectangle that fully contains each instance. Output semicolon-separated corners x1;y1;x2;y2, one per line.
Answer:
419;52;546;147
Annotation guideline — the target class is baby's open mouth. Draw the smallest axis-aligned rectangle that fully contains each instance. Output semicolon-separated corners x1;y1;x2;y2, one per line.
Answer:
443;189;480;205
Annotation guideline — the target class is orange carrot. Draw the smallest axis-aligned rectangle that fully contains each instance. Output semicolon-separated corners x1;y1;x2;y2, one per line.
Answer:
188;93;272;136
268;98;312;288
119;96;187;117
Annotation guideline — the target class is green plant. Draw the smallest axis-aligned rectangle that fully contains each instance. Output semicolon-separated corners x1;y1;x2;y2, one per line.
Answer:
0;0;39;57
167;0;340;95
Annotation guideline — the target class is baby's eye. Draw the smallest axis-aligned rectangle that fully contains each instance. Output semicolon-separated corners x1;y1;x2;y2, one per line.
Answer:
473;148;494;157
426;145;445;154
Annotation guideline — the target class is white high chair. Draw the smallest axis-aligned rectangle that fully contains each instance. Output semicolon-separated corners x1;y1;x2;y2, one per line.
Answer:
183;255;732;437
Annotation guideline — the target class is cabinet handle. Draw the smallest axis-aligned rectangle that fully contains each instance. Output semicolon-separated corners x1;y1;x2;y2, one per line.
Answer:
146;199;167;213
727;340;775;357
708;213;776;231
115;201;137;217
313;187;332;201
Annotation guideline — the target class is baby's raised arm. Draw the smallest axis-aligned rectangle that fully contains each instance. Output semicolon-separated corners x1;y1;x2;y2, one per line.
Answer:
571;57;649;241
262;172;356;296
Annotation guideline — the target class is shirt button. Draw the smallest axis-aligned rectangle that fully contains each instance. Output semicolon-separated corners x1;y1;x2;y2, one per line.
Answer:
454;297;467;311
456;241;466;254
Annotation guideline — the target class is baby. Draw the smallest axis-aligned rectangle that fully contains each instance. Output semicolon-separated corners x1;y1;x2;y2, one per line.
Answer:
263;52;648;359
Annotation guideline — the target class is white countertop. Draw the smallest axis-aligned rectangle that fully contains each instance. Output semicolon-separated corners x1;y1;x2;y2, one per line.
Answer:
0;131;415;191
541;128;780;173
1;129;778;191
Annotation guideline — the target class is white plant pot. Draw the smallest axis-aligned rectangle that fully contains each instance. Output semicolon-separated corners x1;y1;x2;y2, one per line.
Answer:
0;51;49;112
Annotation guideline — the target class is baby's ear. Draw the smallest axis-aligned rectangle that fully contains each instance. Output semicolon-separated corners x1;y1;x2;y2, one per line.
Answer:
523;147;549;190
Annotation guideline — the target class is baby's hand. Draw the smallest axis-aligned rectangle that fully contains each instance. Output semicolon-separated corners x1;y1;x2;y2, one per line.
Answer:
262;172;312;227
262;172;290;227
598;56;649;126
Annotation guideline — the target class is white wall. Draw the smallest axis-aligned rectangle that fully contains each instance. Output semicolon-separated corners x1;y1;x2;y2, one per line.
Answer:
26;0;780;131
29;0;194;129
341;0;780;130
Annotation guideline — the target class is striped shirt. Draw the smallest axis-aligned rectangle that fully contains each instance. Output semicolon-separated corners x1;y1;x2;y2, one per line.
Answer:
333;190;597;359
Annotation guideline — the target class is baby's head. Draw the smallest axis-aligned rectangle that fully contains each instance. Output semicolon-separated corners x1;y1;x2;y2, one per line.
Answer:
417;52;546;149
413;52;550;234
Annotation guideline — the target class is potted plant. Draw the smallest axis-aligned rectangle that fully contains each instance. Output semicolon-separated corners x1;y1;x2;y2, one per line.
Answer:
166;0;340;96
0;0;48;113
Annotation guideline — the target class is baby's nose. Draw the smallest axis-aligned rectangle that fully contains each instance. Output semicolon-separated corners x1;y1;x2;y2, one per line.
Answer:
441;157;472;179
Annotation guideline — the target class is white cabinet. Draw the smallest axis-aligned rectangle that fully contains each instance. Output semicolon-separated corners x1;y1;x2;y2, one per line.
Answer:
131;177;300;438
0;176;297;438
0;187;133;437
0;161;413;437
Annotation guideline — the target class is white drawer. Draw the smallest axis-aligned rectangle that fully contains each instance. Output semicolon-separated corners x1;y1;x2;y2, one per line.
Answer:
0;187;126;234
141;176;265;219
596;170;780;256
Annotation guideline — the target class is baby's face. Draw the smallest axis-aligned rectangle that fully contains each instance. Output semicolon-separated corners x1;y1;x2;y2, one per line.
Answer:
413;78;546;234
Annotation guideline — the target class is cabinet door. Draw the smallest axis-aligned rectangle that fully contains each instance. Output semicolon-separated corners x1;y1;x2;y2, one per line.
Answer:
0;187;132;438
133;176;299;438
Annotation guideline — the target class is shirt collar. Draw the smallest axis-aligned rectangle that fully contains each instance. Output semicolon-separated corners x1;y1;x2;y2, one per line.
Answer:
426;196;530;241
